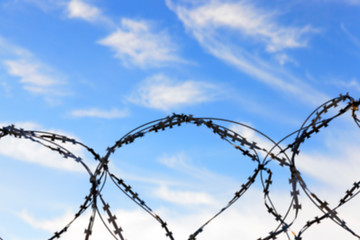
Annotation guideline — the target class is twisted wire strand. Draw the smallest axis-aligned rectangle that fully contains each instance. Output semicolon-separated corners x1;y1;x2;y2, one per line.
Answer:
0;93;359;239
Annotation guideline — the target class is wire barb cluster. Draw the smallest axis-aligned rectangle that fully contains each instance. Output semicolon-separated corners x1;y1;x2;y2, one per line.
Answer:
1;93;360;239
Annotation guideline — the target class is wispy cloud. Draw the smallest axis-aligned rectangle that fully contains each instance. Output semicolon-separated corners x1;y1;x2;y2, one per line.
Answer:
98;18;182;68
128;74;221;111
70;107;130;119
64;0;183;68
327;77;360;92
157;152;235;184
341;23;360;48
3;59;67;98
169;1;315;53
275;53;298;66
18;210;75;233
4;59;55;85
167;0;328;105
0;36;68;99
0;36;31;57
22;0;65;12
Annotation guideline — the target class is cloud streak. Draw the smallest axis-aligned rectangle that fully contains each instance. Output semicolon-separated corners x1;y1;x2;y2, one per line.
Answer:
70;107;130;119
341;23;360;48
128;74;221;111
167;0;328;105
171;1;315;53
155;185;218;206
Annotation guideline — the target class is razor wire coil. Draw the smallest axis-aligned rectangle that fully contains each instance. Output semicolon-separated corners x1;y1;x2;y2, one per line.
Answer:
1;93;360;240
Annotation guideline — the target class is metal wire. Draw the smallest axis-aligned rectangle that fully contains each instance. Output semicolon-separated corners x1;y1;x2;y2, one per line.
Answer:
1;93;360;239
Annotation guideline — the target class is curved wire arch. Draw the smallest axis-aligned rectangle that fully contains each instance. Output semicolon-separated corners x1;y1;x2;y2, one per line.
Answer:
0;93;359;239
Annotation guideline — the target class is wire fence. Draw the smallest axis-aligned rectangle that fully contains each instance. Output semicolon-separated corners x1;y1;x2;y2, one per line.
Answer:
1;93;360;239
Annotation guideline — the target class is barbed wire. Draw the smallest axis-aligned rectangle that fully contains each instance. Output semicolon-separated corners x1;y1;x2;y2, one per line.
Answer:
1;93;360;239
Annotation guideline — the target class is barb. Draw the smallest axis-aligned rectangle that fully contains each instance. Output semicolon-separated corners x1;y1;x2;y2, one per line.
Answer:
1;93;360;239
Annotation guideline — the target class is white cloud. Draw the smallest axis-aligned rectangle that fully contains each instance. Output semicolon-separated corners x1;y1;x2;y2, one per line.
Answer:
18;207;179;239
275;53;298;66
0;122;94;173
171;1;315;53
295;121;360;190
65;1;183;68
0;135;84;172
70;107;130;119
4;60;58;86
297;149;360;189
167;0;328;105
98;18;182;68
16;196;270;239
18;210;74;232
0;36;32;57
0;36;68;98
65;0;114;28
327;77;360;92
3;59;66;97
155;185;217;206
66;0;101;22
16;188;360;240
17;209;120;239
128;74;221;111
158;152;189;169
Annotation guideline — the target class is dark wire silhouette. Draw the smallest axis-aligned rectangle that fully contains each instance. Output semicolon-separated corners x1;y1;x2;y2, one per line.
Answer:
1;93;360;240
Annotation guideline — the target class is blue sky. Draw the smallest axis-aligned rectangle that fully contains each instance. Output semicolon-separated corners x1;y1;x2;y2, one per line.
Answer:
1;0;360;239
